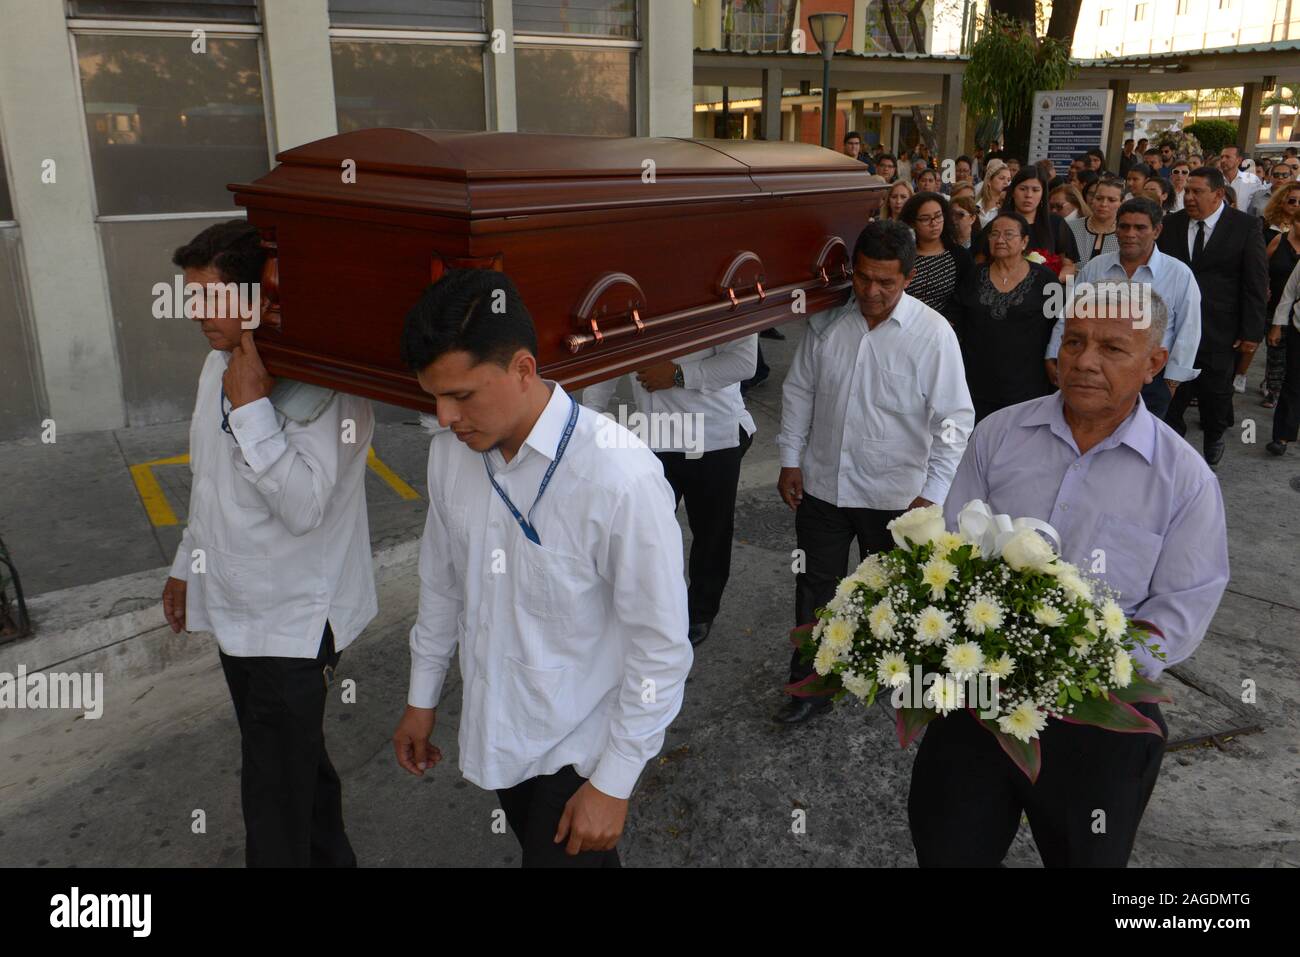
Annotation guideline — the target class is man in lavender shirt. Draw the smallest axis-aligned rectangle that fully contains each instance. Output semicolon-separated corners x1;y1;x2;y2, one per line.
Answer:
909;285;1229;867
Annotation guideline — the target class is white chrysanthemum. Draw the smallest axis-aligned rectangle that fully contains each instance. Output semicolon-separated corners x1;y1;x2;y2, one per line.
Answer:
921;557;957;600
868;601;897;640
877;652;911;688
935;530;967;558
1101;599;1127;638
943;641;985;677
1083;608;1101;637
915;606;955;646
1032;604;1064;628
1069;634;1093;657
984;653;1016;679
1059;570;1093;603
811;618;826;640
824;617;854;653
964;597;1004;635
853;554;891;590
813;641;838;676
1111;649;1133;688
834;576;859;605
997;702;1047;742
927;675;965;715
842;670;874;700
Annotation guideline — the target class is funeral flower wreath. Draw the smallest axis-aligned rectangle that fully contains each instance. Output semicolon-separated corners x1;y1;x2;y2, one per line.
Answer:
787;501;1170;782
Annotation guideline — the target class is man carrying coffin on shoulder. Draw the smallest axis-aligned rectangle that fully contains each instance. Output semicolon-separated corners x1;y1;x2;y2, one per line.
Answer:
391;269;692;867
909;285;1229;867
161;221;377;867
774;220;975;725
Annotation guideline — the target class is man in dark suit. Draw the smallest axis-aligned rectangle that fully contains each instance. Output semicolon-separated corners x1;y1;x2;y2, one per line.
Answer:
1158;166;1269;466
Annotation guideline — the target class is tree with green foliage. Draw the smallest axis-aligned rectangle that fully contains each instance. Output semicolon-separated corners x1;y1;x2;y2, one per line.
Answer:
963;11;1076;162
1184;119;1239;154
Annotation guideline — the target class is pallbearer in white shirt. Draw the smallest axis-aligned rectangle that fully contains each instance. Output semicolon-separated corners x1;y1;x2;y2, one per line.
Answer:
581;335;758;647
160;222;377;867
391;269;692;867
774;221;974;724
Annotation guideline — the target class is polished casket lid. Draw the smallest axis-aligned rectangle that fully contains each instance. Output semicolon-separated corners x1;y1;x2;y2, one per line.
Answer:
231;129;872;219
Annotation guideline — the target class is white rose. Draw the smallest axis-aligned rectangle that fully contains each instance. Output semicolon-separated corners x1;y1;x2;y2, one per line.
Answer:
887;504;947;549
1000;528;1057;573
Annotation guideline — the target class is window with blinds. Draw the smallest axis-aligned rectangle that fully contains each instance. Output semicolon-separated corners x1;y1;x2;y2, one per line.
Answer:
67;0;259;22
513;0;637;39
327;0;486;31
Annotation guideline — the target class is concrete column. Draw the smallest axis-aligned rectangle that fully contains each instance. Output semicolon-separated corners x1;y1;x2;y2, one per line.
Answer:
761;68;784;141
937;72;963;159
0;0;124;433
1238;81;1264;152
852;99;866;134
1105;78;1130;176
262;0;336;153
853;0;870;51
880;105;894;149
703;0;723;49
485;0;517;131
640;0;693;136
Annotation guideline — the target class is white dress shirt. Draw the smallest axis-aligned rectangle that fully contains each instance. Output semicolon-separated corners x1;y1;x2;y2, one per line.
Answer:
1224;172;1262;212
171;350;378;658
580;335;758;453
1171;189;1184;212
1046;246;1203;381
408;382;692;799
1187;200;1225;259
777;292;974;509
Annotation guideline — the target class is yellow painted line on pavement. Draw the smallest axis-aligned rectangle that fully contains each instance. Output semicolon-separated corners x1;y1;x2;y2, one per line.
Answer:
368;447;421;500
131;448;418;528
130;453;190;527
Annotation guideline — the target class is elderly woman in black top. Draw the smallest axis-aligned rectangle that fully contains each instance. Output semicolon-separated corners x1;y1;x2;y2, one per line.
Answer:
899;191;973;322
950;210;1063;422
973;168;1080;277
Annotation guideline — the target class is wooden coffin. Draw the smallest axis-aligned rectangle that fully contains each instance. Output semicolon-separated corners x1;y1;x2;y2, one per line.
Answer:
229;129;883;411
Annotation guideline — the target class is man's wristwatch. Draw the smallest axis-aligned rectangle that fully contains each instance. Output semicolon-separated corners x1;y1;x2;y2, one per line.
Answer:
672;364;685;389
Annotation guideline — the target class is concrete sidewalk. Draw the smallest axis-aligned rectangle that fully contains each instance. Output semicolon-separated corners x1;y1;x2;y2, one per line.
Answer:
1;327;1298;867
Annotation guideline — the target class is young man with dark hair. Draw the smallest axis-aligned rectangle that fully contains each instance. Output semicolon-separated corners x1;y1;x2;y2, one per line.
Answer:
875;152;898;183
773;221;974;724
1143;147;1166;180
390;268;692;867
162;220;376;867
844;130;873;171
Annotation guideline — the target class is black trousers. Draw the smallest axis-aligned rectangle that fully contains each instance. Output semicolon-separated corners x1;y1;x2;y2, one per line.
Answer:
218;624;355;868
908;703;1167;867
1140;365;1172;419
1272;323;1300;443
656;425;753;624
496;765;621;868
788;493;904;684
1166;349;1235;447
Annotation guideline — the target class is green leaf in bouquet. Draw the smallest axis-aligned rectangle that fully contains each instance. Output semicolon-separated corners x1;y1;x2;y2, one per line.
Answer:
895;707;938;748
1056;687;1069;710
1111;674;1172;705
973;712;1042;783
1067;683;1083;703
1061;693;1165;736
784;671;840;699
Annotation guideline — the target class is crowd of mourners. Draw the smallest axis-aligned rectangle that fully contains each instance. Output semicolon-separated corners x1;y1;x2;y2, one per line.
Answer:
823;131;1300;459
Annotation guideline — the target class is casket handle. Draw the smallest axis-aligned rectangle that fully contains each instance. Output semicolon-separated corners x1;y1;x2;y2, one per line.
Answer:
717;251;766;310
258;228;281;329
812;236;850;285
566;272;646;353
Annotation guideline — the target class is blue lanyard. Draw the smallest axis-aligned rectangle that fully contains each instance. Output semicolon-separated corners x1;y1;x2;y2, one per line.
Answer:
483;396;579;547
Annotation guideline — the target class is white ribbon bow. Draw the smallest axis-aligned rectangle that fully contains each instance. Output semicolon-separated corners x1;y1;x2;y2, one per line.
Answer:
957;499;1061;559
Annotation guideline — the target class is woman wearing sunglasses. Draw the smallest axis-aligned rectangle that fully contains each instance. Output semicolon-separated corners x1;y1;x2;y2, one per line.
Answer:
1261;182;1300;413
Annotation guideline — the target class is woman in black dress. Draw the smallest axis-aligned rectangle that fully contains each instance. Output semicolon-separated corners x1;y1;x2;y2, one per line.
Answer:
899;191;973;322
1262;182;1300;410
949;211;1063;422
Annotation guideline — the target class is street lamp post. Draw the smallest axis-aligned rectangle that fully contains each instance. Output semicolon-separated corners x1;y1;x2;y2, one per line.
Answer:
808;12;848;149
